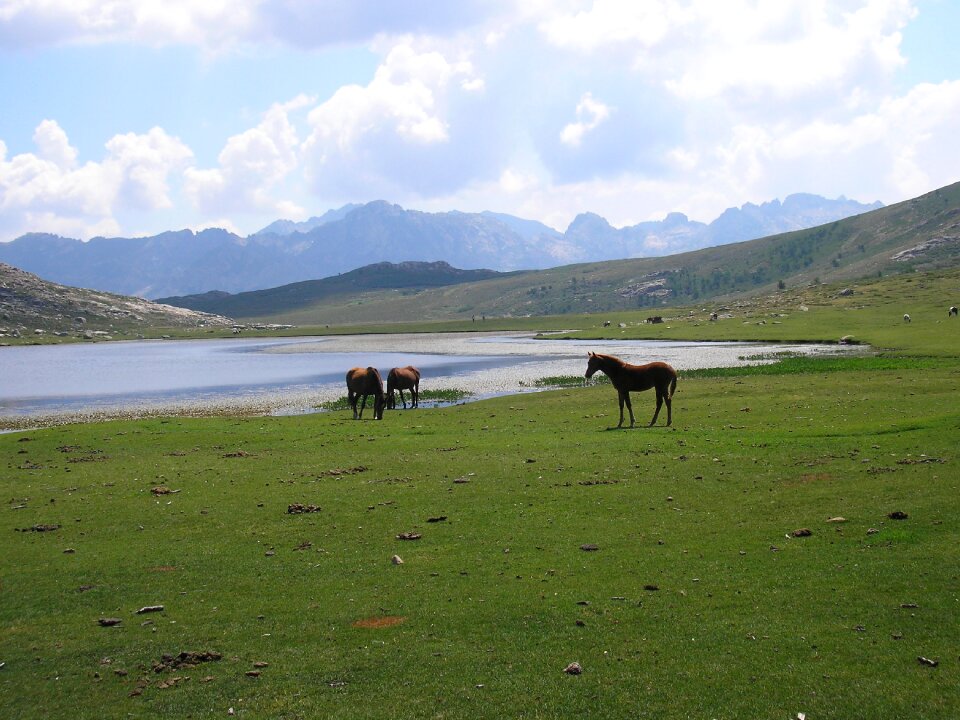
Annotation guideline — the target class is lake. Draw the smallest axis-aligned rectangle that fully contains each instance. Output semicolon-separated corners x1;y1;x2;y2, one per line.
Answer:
0;332;850;424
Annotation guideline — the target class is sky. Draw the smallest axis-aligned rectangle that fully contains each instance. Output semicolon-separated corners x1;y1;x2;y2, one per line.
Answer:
1;0;959;243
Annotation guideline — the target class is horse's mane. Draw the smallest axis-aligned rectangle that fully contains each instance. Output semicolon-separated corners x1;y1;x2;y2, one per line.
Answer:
592;352;625;368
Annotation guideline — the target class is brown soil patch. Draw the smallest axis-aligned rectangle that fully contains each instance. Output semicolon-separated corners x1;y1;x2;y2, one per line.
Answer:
352;616;406;629
799;473;833;483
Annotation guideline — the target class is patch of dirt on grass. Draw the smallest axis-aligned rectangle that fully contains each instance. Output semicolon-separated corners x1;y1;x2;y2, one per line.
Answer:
352;616;406;629
319;465;368;477
153;650;223;672
16;523;60;532
797;473;833;483
287;503;321;514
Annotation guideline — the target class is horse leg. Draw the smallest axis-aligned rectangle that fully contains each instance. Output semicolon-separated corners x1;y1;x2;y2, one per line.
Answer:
412;383;419;408
624;391;635;427
617;391;626;427
349;390;359;420
650;389;663;426
399;389;407;409
664;388;672;426
358;394;368;419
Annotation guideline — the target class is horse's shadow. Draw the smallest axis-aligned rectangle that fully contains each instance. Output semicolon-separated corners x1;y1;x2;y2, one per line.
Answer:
601;425;672;432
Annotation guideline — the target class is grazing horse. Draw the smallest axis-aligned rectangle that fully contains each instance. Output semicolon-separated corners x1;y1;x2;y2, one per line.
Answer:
903;313;911;323
584;352;678;428
387;366;421;409
950;306;958;317
346;367;385;420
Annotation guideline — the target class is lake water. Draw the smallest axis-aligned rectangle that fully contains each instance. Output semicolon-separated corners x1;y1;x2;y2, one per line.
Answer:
0;332;851;423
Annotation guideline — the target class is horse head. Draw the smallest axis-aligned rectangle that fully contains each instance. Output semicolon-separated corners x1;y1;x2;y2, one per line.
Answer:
585;351;602;379
367;366;385;420
373;391;385;420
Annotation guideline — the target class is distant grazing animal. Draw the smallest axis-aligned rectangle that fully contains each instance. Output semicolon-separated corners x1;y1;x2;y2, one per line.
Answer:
903;313;911;323
584;352;678;428
346;367;385;420
387;366;421;409
950;306;958;317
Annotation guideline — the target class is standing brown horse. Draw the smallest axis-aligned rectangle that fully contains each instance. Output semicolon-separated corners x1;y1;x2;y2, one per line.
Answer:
346;367;385;420
584;352;678;427
386;366;420;409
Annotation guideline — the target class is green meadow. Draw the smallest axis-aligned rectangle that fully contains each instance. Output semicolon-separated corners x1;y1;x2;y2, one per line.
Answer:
2;270;958;719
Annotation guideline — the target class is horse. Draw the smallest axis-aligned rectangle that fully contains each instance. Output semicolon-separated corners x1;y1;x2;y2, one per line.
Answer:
584;351;678;428
386;366;420;409
903;313;911;323
950;306;958;317
345;367;385;420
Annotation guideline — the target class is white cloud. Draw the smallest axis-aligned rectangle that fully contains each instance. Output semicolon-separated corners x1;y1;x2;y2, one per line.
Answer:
534;0;916;102
33;119;78;169
498;168;539;193
0;1;510;50
769;79;960;199
539;0;675;52
559;92;611;147
301;41;482;198
305;43;464;147
0;0;259;49
663;0;915;101
0;121;192;240
184;95;310;217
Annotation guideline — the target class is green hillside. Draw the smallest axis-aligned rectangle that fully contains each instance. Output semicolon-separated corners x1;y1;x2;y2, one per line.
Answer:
218;181;960;325
157;261;520;318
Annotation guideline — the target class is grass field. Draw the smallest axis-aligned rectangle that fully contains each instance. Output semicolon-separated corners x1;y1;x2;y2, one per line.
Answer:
2;270;958;719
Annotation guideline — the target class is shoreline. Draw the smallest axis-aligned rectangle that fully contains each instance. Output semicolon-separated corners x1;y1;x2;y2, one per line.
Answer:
1;334;862;431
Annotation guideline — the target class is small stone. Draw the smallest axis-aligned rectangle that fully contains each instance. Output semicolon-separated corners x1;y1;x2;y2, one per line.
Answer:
888;511;909;520
391;555;404;565
580;544;599;552
917;656;939;668
826;517;847;523
563;662;582;675
98;618;122;627
791;528;813;537
136;605;164;614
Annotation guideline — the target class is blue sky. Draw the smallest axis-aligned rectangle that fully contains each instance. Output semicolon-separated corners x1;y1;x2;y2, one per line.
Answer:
1;0;959;245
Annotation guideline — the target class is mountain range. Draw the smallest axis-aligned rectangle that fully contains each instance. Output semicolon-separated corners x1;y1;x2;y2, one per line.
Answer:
0;193;881;299
159;181;960;324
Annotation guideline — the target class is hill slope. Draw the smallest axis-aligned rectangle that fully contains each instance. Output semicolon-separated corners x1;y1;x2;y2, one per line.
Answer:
207;181;959;324
0;263;232;341
157;261;521;318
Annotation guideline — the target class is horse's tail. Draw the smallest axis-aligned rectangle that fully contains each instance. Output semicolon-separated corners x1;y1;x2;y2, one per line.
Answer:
669;373;678;399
